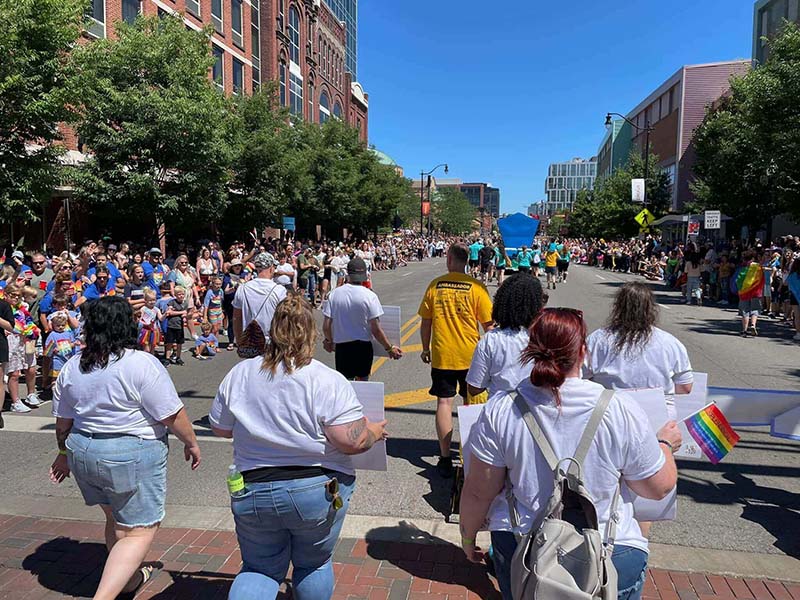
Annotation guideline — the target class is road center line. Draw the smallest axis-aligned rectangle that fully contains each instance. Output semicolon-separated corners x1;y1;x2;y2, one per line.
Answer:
402;272;413;277
595;274;606;280
658;304;672;310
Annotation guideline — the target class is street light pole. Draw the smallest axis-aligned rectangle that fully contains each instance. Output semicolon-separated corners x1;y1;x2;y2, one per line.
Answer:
605;112;654;206
419;163;449;236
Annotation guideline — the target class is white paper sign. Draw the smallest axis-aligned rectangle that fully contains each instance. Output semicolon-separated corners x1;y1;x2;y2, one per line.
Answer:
372;306;401;358
457;404;485;473
670;372;708;461
350;381;387;471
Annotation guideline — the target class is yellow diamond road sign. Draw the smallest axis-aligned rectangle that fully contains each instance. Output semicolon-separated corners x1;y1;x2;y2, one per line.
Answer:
635;208;655;227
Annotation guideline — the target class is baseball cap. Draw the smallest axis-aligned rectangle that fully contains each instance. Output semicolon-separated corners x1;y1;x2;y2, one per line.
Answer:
148;247;162;256
11;250;24;260
230;258;243;267
253;252;276;270
347;257;368;283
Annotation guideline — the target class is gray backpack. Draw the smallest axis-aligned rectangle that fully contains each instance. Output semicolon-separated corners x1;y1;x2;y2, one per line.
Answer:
508;390;620;600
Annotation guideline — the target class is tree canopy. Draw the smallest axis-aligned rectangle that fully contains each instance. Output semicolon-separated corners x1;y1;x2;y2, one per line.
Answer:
432;187;476;235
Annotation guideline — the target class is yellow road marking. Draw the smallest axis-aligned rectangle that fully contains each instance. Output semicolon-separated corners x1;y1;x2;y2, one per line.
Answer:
370;315;422;376
402;343;422;353
370;357;388;375
401;314;420;333
384;387;432;408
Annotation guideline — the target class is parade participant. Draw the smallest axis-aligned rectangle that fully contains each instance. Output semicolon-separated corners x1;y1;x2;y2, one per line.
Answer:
468;238;483;277
210;294;387;600
557;241;571;282
460;308;681;600
49;297;201;600
322;257;402;381
684;243;703;305
516;245;533;274
531;244;542;278
137;288;163;355
738;251;765;337
418;243;493;478
233;252;287;349
493;242;508;287
544;243;559;289
585;282;693;395
466;273;545;397
479;241;495;283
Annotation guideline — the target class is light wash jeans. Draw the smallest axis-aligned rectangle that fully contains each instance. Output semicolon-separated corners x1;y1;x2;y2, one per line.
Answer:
228;473;356;600
686;275;702;302
491;531;648;600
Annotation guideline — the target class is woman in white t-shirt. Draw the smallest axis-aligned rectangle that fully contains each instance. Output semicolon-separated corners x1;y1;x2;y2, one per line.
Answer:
466;272;545;398
49;297;201;600
211;294;388;600
585;282;693;395
460;308;681;600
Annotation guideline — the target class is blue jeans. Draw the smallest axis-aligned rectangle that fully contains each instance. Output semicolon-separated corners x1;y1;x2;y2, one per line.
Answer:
229;473;355;600
686;276;701;302
491;531;648;600
305;274;317;303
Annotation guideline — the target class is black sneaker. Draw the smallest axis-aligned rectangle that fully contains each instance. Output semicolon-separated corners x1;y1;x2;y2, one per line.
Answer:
175;358;185;366
437;456;454;479
741;330;750;338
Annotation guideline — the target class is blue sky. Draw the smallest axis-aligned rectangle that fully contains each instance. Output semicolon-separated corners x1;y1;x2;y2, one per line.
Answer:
358;0;754;215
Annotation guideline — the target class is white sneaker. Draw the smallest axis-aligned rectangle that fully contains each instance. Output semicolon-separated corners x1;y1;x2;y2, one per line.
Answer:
10;401;31;413
26;393;42;407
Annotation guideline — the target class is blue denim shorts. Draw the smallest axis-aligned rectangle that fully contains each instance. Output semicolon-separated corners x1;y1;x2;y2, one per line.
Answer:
66;431;169;528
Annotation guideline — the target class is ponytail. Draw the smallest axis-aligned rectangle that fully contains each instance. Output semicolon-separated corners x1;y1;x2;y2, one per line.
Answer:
521;308;586;408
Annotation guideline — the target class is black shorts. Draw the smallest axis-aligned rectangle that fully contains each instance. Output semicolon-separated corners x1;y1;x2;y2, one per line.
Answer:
335;340;374;380
545;265;557;275
0;338;8;364
518;266;530;273
165;328;185;345
468;259;480;268
557;259;569;273
480;262;492;273
429;368;468;399
495;264;506;272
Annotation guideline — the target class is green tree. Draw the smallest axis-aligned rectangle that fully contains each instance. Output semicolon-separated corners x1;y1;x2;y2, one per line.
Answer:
395;184;423;231
68;15;234;232
0;0;84;222
693;22;800;227
432;187;476;234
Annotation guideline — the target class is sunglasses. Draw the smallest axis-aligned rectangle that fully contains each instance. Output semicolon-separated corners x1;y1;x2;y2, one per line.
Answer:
32;261;45;265
326;478;343;511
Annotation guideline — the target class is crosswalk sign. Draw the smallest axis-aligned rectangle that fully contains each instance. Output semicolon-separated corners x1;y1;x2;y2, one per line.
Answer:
634;208;656;228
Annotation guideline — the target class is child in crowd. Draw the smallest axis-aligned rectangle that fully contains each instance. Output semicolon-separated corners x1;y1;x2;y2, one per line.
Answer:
138;288;164;355
3;284;41;412
46;294;81;332
203;277;224;335
164;285;188;365
44;314;78;381
193;321;218;360
155;281;173;364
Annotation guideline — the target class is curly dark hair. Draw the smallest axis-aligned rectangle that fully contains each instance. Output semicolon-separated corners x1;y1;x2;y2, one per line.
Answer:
607;282;658;356
492;273;545;330
79;296;139;372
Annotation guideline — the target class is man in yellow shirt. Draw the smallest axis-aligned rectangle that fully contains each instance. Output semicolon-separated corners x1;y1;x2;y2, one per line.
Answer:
418;243;493;477
544;241;559;290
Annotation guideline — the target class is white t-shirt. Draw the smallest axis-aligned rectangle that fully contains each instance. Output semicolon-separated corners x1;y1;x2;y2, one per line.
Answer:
467;378;665;551
274;263;294;286
51;350;183;440
232;277;288;341
210;358;364;475
330;255;349;274
322;284;383;344
584;327;693;394
466;328;531;395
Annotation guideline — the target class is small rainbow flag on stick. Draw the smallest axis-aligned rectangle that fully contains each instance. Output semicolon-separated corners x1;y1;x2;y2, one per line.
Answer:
683;403;740;464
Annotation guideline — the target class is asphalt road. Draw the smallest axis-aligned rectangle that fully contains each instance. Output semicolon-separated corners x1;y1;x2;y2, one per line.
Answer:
1;259;799;558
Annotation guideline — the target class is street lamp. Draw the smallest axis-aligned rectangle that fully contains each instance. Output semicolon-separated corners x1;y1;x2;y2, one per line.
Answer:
420;163;448;235
605;112;654;205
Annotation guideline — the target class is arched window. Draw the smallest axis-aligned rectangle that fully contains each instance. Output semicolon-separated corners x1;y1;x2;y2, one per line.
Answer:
279;59;287;106
288;5;300;64
319;90;330;124
333;101;342;119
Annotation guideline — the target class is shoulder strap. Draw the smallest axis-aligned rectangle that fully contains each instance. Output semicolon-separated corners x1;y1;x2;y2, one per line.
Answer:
512;393;559;471
572;388;614;469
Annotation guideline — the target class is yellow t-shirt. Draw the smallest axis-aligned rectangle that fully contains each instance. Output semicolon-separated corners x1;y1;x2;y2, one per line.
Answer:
418;272;493;371
545;251;559;268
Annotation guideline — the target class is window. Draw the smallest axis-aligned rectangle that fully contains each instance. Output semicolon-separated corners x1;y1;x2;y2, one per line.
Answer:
790;0;799;22
289;73;303;115
211;0;223;33
289;6;300;64
278;0;285;31
251;0;260;89
333;102;342;119
308;82;314;121
232;58;244;94
185;0;200;18
212;46;224;90
319;90;330;123
279;60;287;105
122;0;139;25
87;0;105;38
231;0;243;48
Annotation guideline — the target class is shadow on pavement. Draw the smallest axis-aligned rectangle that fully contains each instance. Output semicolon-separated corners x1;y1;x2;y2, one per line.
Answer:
365;520;501;599
386;437;454;517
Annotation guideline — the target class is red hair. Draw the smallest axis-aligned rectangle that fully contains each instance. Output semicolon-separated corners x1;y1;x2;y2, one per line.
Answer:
521;308;586;407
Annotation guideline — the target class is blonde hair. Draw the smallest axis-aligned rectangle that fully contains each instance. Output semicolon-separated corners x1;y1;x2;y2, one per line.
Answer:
143;288;157;301
173;285;186;294
1;266;14;281
200;321;212;332
50;313;68;328
4;283;21;298
22;286;38;300
262;293;317;375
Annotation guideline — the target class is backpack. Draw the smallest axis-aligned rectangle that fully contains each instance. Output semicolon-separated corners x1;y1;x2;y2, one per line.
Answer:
236;285;278;359
509;390;620;600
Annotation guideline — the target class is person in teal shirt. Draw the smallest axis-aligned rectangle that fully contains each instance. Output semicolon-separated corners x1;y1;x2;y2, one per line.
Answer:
494;245;508;286
517;246;533;274
557;243;571;282
468;240;484;277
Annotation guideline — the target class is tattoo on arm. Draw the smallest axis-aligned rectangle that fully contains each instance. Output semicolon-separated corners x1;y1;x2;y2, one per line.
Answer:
346;418;367;445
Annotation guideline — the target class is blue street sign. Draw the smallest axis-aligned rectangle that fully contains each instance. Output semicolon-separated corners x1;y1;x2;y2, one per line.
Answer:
282;216;296;230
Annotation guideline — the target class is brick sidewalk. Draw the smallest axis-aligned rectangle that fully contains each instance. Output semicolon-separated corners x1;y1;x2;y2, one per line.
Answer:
0;514;797;599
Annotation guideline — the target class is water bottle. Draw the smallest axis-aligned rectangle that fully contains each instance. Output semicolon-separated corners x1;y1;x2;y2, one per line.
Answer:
227;465;245;497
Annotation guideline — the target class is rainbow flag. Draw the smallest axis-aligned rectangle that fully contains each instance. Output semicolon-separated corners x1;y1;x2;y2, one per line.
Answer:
735;263;764;301
684;403;740;464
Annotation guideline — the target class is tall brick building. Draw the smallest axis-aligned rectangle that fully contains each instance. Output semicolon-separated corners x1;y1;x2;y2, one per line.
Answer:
82;0;367;138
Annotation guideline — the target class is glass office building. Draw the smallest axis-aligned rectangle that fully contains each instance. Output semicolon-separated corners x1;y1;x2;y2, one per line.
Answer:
544;158;597;215
325;0;358;79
